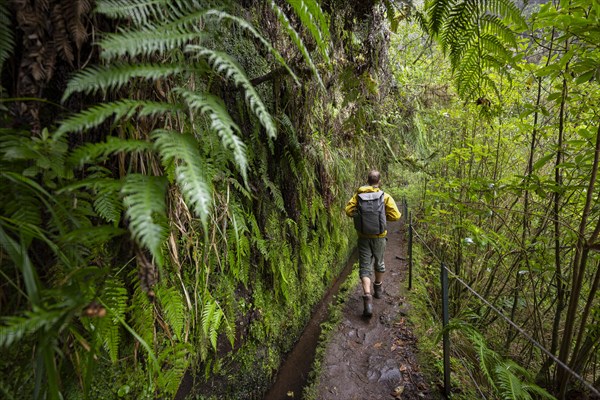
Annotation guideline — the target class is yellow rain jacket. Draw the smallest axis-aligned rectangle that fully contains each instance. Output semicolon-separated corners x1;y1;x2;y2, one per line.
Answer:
345;186;401;238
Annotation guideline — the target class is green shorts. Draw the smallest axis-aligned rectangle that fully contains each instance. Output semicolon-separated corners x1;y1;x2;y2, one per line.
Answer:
357;236;387;278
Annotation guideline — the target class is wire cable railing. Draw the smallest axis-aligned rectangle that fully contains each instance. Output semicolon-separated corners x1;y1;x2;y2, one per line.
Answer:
404;206;600;398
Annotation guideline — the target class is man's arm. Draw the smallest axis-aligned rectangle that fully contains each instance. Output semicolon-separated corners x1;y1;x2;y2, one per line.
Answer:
345;194;358;217
384;194;401;221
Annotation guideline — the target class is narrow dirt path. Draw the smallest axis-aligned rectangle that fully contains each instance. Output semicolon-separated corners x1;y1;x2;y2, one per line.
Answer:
313;219;437;400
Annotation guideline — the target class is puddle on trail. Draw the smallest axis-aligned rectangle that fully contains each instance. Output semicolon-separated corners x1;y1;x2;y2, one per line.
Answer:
263;249;358;400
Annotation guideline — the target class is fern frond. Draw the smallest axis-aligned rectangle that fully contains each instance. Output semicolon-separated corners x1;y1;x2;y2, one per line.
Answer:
521;383;556;399
480;14;517;48
152;130;213;228
97;278;128;362
481;0;525;26
0;2;14;85
130;281;155;347
429;0;522;101
204;10;300;85
156;285;185;340
68;135;154;166
157;343;191;395
175;88;248;182
122;174;169;265
495;362;528;400
100;27;202;60
270;1;325;89
95;0;170;26
57;99;179;138
0;310;63;347
62;64;186;101
426;0;454;36
93;179;123;224
201;297;223;351
187;46;277;139
285;0;331;63
61;226;126;247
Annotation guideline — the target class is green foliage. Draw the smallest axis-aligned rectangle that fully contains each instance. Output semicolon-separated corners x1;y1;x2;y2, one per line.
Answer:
175;88;248;182
270;1;325;88
156;285;186;340
56;100;180;137
188;46;277;139
0;2;13;94
425;0;525;99
444;322;556;399
153;130;213;229
122;174;169;265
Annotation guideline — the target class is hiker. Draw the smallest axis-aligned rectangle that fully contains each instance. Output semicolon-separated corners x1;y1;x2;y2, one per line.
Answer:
345;170;401;317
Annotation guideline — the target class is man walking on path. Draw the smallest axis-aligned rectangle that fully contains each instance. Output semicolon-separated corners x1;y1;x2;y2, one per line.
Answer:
345;170;401;317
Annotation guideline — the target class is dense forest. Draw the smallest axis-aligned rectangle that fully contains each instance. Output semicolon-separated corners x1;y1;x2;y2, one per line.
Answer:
0;0;599;399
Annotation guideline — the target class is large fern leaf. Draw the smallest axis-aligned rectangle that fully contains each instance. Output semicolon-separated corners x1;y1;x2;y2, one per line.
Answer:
285;0;331;63
426;0;525;100
62;64;186;101
152;129;213;228
156;285;185;340
99;27;203;60
57;100;179;137
187;47;277;139
270;1;325;89
0;2;14;92
95;0;170;26
97;278;128;362
122;174;169;265
68;135;154;166
175;88;248;182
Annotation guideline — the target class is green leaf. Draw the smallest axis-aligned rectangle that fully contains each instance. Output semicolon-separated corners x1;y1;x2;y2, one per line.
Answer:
187;47;278;139
122;174;168;265
152;130;213;229
533;152;555;171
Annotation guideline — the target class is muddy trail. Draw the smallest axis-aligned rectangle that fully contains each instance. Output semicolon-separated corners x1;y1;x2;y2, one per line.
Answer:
267;219;438;400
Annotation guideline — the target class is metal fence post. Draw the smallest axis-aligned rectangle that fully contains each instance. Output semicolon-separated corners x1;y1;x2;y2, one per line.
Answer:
441;263;451;398
408;211;413;290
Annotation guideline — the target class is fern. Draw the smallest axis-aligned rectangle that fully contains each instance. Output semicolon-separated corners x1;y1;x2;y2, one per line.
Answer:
204;9;300;85
130;279;155;348
270;1;325;89
68;135;154;166
62;64;186;101
57;99;180;137
0;310;63;347
0;2;14;94
175;88;248;182
156;285;186;340
201;297;224;352
96;278;128;362
95;0;170;26
156;343;192;396
122;174;169;265
426;0;525;99
93;180;123;225
99;27;202;60
285;0;331;64
187;46;278;139
152;129;213;229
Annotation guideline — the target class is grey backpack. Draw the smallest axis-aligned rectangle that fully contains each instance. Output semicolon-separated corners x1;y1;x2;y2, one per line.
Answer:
353;191;386;235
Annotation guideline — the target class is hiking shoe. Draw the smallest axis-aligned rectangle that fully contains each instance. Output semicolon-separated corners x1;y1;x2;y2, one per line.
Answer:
363;294;373;318
373;282;383;299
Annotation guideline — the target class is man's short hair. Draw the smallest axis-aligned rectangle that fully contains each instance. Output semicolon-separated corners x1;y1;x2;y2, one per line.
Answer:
368;170;380;185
